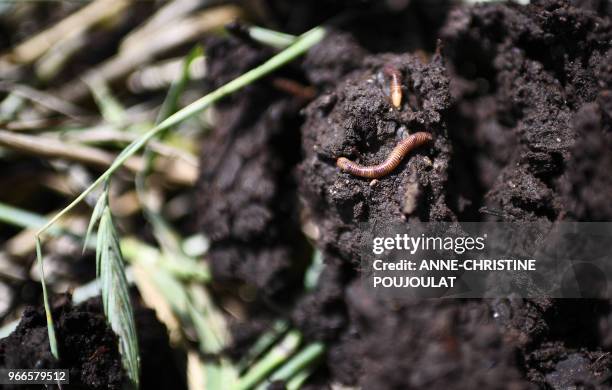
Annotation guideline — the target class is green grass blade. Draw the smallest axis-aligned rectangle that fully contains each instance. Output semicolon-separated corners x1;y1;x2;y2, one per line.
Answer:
285;368;312;390
234;331;302;390
88;79;127;125
35;238;59;360
0;93;24;122
84;190;106;254
304;250;324;291
264;342;325;386
248;26;297;49
237;320;290;372
0;202;55;232
156;45;203;125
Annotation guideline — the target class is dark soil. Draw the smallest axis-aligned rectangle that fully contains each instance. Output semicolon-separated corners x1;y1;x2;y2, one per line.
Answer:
197;36;311;302
0;297;124;390
197;0;612;388
0;296;186;390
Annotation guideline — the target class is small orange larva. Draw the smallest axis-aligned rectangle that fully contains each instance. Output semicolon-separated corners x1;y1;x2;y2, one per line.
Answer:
337;132;433;179
383;65;402;108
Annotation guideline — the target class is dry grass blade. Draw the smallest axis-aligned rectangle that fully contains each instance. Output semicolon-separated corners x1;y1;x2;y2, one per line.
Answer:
2;0;131;64
0;81;86;119
120;0;204;52
58;5;243;102
0;130;196;185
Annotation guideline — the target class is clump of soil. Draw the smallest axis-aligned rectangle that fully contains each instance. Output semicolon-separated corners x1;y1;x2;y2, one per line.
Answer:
197;36;310;300
298;38;454;265
0;296;186;390
442;0;612;222
345;289;532;389
0;297;124;390
559;99;612;220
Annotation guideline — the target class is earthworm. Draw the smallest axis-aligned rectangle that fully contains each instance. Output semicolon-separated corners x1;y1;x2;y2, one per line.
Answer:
337;132;433;179
383;65;402;108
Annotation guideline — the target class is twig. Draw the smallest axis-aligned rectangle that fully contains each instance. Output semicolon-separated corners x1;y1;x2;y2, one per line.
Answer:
6;117;79;131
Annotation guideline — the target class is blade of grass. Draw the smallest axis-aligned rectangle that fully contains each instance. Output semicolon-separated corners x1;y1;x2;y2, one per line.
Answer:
285;369;312;390
84;191;106;253
156;45;203;124
125;238;236;388
35;26;326;239
237;320;290;373
234;331;302;390
0;93;25;122
35;238;59;360
0;202;61;235
0;321;17;339
304;249;324;291
88;79;127;126
258;342;325;389
247;26;297;49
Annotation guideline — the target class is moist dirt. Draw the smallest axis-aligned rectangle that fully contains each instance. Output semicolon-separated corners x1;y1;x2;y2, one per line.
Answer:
197;0;612;388
0;296;186;390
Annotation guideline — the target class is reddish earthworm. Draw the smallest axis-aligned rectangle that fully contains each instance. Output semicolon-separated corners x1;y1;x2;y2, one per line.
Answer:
337;132;433;179
383;65;402;108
